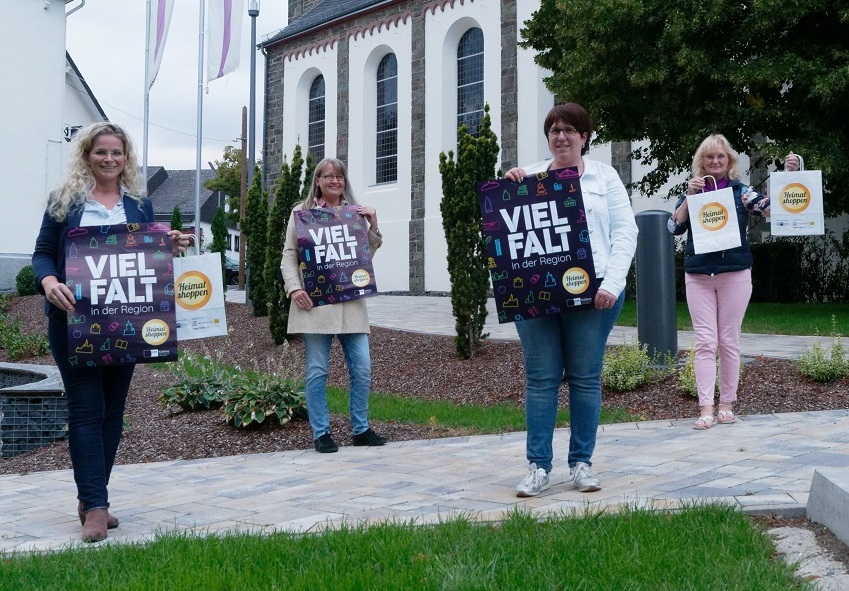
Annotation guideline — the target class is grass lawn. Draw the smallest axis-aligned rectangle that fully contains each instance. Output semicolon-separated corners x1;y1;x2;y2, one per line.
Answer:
0;505;810;591
618;301;849;336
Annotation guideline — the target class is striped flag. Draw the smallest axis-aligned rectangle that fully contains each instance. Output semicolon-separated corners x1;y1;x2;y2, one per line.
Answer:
145;0;176;89
207;0;246;82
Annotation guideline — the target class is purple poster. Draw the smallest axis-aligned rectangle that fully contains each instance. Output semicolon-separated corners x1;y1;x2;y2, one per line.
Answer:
64;223;178;366
295;206;378;306
477;167;598;324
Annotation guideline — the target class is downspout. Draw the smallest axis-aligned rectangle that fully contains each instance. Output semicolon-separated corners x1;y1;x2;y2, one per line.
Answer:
65;0;86;17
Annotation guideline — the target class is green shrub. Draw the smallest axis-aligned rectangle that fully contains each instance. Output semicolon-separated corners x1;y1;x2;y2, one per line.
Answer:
602;337;669;392
15;265;37;296
160;346;306;428
158;351;232;411
0;308;49;361
678;348;698;398
678;347;745;398
222;371;306;428
798;316;848;382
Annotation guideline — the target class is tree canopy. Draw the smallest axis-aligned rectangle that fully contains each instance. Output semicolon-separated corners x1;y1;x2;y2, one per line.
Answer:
205;146;262;224
522;0;849;215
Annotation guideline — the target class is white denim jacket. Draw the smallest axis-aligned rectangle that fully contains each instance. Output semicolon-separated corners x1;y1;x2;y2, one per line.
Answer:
520;157;638;298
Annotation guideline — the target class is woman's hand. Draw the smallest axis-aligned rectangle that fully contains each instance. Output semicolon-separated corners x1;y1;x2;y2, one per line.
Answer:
357;206;378;230
42;276;75;312
594;289;617;311
291;289;313;311
686;176;706;195
785;152;800;172
168;230;193;256
504;167;527;182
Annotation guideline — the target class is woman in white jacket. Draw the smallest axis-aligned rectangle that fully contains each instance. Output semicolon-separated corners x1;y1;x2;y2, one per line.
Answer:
504;103;638;497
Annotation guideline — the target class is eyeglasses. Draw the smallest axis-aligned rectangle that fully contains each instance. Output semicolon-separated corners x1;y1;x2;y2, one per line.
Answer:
321;174;345;182
548;126;579;138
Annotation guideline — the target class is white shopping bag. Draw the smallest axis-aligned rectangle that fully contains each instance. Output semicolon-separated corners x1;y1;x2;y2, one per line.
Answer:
172;250;228;340
686;184;741;254
770;157;824;236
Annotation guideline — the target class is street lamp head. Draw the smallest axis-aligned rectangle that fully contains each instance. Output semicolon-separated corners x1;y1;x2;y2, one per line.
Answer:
248;0;259;17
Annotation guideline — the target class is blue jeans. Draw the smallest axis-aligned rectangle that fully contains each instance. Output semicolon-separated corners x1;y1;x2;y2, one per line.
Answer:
49;315;134;512
302;333;372;439
514;293;623;472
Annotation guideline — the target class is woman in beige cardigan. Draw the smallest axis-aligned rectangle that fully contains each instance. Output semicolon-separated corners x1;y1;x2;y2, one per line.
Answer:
280;158;387;453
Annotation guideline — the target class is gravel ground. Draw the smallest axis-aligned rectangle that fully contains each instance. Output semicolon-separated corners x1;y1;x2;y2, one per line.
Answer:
2;294;848;569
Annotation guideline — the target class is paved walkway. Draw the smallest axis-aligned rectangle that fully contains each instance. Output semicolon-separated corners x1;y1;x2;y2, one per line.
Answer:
2;293;848;553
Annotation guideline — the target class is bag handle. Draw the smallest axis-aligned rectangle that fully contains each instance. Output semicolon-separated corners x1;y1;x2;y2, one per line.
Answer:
701;175;717;192
797;154;805;171
181;234;198;257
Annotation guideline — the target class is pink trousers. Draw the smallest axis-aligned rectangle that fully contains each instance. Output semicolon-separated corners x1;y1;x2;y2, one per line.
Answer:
684;269;752;407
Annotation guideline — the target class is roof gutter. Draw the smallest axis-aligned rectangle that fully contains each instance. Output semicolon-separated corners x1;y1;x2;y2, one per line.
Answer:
261;0;399;51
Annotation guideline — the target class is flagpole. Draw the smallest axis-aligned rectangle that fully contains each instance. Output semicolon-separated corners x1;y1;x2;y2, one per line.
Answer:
195;0;205;244
143;0;151;195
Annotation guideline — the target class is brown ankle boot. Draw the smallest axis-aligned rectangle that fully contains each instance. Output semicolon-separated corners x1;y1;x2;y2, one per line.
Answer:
81;508;108;543
78;502;119;529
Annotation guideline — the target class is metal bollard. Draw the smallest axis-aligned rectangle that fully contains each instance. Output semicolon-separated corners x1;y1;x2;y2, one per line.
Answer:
635;210;677;362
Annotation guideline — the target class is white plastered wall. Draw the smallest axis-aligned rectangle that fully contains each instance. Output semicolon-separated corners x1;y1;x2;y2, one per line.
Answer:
423;3;502;292
347;20;413;292
1;1;66;268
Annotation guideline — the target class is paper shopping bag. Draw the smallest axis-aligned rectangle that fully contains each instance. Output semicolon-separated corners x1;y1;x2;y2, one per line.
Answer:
686;187;741;254
172;252;228;340
770;170;824;236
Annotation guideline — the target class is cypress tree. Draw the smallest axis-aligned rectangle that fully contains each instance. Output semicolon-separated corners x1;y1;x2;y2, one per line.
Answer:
244;166;269;316
438;104;499;359
209;206;229;281
267;145;307;344
170;205;183;233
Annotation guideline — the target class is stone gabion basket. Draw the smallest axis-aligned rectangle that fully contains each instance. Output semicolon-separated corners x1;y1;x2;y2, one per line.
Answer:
0;363;66;458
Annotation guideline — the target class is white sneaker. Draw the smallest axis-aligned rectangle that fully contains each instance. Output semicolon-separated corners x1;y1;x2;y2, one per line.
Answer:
516;463;550;497
570;462;601;492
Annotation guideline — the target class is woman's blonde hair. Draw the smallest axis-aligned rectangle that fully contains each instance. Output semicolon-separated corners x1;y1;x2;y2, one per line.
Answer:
48;122;144;221
302;157;358;209
691;133;740;181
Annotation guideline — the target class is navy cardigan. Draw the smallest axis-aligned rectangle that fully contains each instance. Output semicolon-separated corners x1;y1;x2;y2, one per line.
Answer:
32;195;155;316
670;179;766;276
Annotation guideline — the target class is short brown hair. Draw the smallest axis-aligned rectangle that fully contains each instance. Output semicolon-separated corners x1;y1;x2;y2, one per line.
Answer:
543;103;593;155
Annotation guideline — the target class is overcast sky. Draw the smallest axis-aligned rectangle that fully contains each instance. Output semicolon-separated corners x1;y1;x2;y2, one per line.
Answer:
66;0;289;171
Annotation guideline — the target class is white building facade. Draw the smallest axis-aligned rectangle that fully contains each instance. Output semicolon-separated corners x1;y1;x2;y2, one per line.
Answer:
0;0;106;290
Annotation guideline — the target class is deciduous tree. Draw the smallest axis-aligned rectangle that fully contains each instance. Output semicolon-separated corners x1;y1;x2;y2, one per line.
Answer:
523;0;849;215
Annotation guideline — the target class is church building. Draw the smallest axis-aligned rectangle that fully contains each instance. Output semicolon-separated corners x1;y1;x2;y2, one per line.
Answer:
261;0;634;293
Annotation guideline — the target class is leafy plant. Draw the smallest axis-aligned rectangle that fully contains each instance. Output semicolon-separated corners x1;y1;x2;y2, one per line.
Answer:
158;351;235;411
0;311;49;360
160;345;306;429
15;265;37;296
798;316;848;382
601;337;671;392
222;370;306;428
678;347;745;398
678;348;699;398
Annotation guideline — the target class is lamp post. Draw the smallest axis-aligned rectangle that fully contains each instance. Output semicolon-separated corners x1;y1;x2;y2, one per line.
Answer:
248;0;259;186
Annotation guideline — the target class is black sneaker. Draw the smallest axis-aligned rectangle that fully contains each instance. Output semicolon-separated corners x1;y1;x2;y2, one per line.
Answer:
314;433;338;453
352;428;388;447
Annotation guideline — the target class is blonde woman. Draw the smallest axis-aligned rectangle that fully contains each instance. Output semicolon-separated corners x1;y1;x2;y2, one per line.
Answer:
32;122;190;542
280;158;386;453
669;135;799;429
